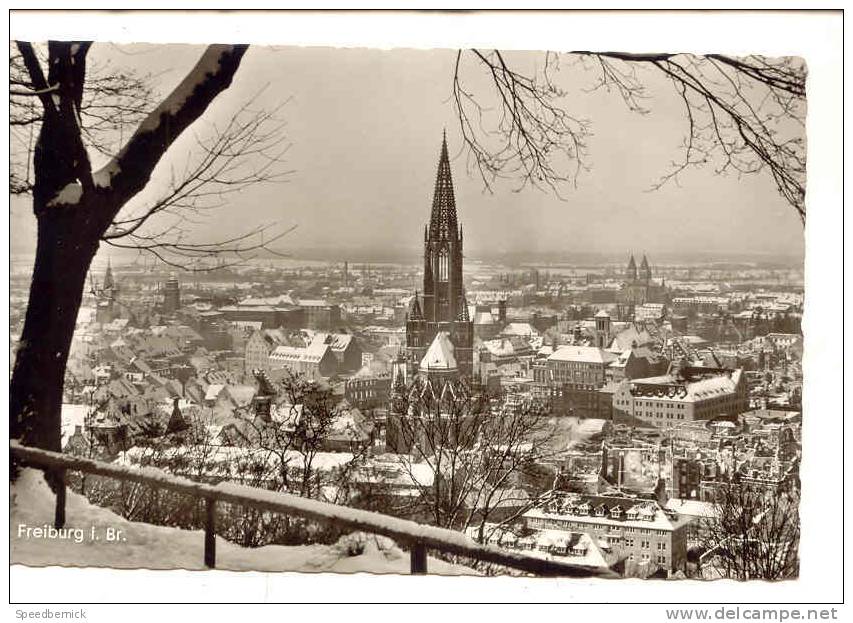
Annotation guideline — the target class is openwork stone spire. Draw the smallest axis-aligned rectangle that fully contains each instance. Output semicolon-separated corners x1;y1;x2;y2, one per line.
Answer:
406;133;473;379
428;131;458;241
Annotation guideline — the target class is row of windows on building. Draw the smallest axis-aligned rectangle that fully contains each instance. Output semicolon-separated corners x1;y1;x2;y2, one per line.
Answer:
641;412;687;421
628;553;668;564
530;517;668;536
348;389;381;401
616;399;687;410
624;539;668;551
555;361;605;370
542;503;657;522
556;383;600;393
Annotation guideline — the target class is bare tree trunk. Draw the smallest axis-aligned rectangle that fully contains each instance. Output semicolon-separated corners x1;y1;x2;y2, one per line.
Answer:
11;209;100;451
10;42;249;454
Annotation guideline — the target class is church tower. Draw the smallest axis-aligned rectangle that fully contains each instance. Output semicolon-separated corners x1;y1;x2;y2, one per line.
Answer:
163;273;181;314
620;251;665;313
626;254;638;282
406;134;473;377
639;254;652;282
95;259;118;324
103;259;115;292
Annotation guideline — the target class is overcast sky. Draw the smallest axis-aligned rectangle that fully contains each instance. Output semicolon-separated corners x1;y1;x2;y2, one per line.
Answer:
11;43;805;264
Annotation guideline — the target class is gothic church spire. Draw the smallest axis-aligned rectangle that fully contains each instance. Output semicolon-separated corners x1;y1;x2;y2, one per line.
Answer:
428;131;458;241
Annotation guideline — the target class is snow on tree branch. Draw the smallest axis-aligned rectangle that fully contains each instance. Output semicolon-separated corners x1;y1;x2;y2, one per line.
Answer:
100;44;249;212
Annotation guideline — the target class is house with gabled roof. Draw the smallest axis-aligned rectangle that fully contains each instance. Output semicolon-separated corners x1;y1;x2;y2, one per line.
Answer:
612;366;748;428
524;492;692;577
268;340;338;380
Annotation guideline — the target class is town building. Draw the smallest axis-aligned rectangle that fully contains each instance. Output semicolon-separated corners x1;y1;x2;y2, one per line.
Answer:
523;492;692;576
244;329;361;377
243;329;278;373
218;304;304;330
268;340;338;380
345;365;393;409
634;303;666;322
473;336;536;386
534;345;619;418
606;347;670;383
297;299;342;330
306;330;362;372
470;301;507;340
612;366;748;427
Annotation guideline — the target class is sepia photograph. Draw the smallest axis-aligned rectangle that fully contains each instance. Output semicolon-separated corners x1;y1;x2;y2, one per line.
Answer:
5;6;845;613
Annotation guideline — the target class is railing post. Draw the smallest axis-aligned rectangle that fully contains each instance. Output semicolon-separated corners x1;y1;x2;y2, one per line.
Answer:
54;469;67;529
204;497;216;569
410;541;427;575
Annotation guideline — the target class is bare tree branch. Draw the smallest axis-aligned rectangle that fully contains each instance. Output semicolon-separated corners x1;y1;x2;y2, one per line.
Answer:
10;43;158;196
455;50;806;223
699;478;800;580
452;49;590;196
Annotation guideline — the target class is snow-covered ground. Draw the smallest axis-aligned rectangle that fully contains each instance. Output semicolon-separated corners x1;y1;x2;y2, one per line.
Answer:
10;468;476;575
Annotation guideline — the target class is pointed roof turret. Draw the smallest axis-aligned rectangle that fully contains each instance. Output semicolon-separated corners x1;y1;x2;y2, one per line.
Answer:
166;397;188;434
428;132;458;241
458;294;470;322
391;353;408;394
408;292;423;320
626;254;638;281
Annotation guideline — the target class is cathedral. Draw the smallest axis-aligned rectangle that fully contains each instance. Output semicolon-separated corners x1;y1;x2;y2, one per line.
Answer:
619;253;667;307
405;134;474;378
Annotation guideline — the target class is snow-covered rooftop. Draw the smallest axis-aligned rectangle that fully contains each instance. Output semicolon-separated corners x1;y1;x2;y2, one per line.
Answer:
420;331;457;371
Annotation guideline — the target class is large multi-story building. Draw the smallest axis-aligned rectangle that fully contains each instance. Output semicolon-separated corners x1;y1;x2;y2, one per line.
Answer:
612;366;748;427
406;135;474;378
219;304;303;329
268;341;337;380
523;493;693;576
244;329;277;373
297;299;342;330
247;329;361;378
534;345;618;417
345;368;392;409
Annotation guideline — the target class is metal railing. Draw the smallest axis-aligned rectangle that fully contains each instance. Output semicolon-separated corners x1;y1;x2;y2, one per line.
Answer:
11;442;613;577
